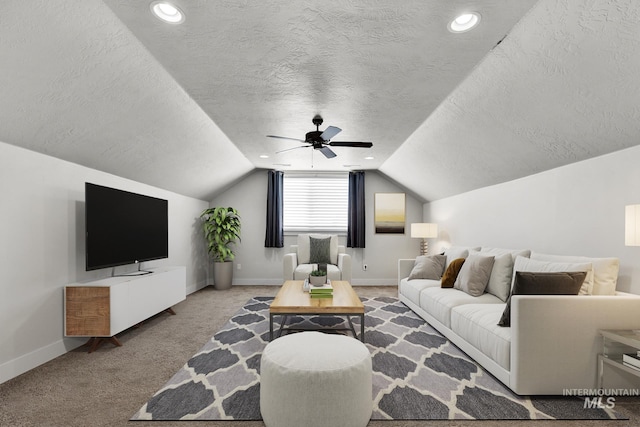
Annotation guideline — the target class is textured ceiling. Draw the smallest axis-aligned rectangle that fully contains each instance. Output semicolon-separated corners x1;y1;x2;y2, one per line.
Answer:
1;0;639;201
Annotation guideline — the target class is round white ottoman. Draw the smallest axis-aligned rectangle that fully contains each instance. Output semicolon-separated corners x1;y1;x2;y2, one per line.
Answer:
260;331;372;427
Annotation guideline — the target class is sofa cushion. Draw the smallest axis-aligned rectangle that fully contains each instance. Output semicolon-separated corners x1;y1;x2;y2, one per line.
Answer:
399;278;441;307
441;258;465;288
419;287;503;328
454;253;495;297
511;256;592;293
498;271;586;327
451;304;511;370
408;255;446;280
479;248;531;302
530;252;619;295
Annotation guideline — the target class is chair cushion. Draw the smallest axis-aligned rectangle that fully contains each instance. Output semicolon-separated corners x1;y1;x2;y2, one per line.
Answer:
295;263;342;281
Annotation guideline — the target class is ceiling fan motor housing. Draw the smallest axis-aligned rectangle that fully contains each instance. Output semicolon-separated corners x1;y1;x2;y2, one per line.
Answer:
305;130;324;145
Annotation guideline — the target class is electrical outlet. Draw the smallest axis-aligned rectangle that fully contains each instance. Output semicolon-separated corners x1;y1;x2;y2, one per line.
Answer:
237;263;241;270
363;264;368;271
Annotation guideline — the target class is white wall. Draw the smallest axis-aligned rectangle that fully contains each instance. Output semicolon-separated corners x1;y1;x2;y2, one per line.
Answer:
0;141;209;384
425;144;640;294
209;170;423;285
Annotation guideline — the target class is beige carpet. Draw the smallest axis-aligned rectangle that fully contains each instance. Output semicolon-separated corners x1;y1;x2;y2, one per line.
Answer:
1;285;639;427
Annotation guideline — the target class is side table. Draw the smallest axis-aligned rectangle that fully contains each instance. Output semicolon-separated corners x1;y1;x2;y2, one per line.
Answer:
598;329;640;388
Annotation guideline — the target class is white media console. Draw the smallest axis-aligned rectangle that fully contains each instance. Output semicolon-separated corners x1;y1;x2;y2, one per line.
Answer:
64;266;186;352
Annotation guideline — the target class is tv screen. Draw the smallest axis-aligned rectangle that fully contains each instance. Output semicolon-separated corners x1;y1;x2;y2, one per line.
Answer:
85;183;168;271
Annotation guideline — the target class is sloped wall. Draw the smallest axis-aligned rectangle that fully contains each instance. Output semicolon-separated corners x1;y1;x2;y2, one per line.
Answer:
0;141;208;384
426;145;640;294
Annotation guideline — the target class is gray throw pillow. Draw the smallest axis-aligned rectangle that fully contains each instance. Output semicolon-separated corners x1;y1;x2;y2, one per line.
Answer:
309;237;332;265
497;271;586;327
408;255;446;280
453;253;495;296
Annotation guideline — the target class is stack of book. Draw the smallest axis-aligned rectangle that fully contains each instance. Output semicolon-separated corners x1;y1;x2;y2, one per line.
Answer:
622;352;640;371
309;282;333;298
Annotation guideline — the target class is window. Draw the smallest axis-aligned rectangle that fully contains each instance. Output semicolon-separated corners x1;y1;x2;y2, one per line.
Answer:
283;172;348;233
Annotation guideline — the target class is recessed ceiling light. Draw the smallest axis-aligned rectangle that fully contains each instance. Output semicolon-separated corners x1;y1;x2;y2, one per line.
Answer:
448;12;480;33
259;154;270;159
150;1;185;24
364;156;374;160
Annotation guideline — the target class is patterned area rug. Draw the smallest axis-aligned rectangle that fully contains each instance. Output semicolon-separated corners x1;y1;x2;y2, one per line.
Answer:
132;296;625;421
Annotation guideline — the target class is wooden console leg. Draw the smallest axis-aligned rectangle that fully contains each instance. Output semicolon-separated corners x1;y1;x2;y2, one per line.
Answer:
82;336;122;353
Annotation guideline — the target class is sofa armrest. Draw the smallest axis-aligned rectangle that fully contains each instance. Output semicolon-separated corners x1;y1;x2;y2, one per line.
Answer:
510;294;640;395
283;253;297;280
338;253;351;283
398;259;415;286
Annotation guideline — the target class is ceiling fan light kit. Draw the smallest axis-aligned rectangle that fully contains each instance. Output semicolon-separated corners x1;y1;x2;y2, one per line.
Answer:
267;115;373;159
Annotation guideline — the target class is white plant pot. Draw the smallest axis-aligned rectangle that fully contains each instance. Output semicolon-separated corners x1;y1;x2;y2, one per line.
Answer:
309;275;327;286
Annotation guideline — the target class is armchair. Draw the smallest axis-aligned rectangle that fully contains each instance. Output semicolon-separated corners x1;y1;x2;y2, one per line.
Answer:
283;234;352;283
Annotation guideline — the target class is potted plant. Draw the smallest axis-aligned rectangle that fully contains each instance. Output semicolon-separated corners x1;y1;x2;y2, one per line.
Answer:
309;269;327;286
200;207;241;290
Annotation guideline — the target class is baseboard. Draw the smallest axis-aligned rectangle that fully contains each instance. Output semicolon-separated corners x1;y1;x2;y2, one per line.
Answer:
232;278;398;286
187;280;208;295
0;337;84;385
2;279;206;386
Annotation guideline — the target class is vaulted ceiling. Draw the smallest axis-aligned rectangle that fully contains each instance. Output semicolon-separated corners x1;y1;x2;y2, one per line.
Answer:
1;1;639;201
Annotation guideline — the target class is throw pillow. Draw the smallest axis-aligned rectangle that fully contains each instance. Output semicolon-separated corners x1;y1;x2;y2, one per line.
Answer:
511;256;592;295
441;258;465;288
309;236;332;265
408;255;446;280
484;253;514;302
453;253;495;296
497;271;587;327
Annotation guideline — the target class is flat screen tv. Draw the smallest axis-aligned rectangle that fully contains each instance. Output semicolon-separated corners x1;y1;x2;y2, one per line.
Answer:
85;182;168;271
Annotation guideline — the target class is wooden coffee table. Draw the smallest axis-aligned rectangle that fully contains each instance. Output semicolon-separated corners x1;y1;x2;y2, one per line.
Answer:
269;280;365;342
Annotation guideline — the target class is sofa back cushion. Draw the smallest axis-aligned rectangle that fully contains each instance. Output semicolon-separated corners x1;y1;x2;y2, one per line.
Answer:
511;256;592;294
530;252;619;295
443;246;481;268
297;234;338;265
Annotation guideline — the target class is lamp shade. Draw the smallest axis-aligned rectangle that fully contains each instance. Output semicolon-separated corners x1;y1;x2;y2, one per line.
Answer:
626;205;640;246
411;223;438;239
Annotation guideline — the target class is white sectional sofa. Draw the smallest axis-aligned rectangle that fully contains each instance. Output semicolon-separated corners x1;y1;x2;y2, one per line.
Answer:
398;246;640;395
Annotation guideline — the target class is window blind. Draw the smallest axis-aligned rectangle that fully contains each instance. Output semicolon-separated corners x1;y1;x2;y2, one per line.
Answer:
283;173;348;233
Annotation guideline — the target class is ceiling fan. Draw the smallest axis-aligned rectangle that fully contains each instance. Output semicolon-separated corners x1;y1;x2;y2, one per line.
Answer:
267;115;373;159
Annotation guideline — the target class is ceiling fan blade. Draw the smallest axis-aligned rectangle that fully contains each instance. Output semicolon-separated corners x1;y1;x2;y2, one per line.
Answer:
328;141;373;148
320;126;342;141
319;146;337;158
276;145;309;154
267;135;306;142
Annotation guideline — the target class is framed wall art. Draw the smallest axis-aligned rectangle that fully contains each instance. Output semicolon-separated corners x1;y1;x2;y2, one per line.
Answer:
374;192;405;234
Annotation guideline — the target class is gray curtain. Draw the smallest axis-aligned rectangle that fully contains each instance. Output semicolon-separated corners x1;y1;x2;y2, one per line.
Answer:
347;171;366;248
265;170;284;248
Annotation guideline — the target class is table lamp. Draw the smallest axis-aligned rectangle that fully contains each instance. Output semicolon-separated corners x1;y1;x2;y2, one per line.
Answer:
626;205;640;246
411;223;438;256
